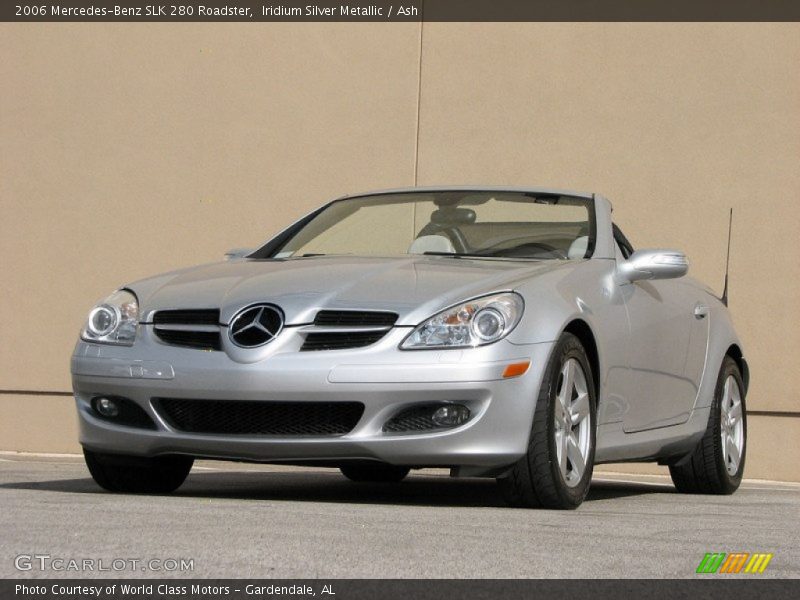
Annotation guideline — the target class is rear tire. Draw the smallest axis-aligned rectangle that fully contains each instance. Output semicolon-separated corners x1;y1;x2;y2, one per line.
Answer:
669;356;746;494
498;333;597;509
340;463;410;483
84;449;193;494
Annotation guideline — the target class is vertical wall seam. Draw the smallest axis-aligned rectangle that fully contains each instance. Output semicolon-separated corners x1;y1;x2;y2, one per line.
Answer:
412;17;424;186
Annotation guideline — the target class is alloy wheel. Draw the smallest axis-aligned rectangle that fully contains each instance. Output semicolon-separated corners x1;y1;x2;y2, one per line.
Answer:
720;375;744;476
554;358;592;487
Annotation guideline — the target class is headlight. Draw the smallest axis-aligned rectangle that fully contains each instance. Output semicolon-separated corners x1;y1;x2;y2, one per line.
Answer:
400;292;524;350
81;289;138;346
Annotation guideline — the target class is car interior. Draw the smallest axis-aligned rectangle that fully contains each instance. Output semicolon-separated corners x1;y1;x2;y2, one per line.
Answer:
408;195;591;260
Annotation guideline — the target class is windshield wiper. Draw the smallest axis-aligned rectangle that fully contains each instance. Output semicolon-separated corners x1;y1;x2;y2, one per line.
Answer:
422;251;489;258
422;251;551;261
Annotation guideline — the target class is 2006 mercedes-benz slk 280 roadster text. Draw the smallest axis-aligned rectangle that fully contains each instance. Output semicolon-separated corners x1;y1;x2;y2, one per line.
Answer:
72;187;748;508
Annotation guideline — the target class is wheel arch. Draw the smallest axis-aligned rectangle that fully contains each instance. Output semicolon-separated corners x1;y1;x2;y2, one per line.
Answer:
562;319;600;398
725;343;749;394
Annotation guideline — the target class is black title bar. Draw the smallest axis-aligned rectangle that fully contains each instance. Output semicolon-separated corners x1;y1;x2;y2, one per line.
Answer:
3;1;800;22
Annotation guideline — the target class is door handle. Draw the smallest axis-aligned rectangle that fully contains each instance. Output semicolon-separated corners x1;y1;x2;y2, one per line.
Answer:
694;305;709;319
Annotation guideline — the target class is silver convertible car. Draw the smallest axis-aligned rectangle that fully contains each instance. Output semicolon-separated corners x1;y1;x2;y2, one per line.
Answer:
71;187;748;509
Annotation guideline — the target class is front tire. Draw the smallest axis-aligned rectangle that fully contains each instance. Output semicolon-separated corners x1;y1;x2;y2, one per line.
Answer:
84;449;193;494
340;463;410;483
669;356;746;494
498;333;597;509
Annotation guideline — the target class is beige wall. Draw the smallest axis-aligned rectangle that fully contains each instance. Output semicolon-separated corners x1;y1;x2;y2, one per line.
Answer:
1;23;798;480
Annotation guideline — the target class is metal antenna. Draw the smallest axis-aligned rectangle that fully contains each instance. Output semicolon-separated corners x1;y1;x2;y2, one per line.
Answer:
721;208;733;306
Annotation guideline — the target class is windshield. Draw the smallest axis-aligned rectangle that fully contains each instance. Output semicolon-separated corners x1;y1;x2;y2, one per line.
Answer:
261;191;594;260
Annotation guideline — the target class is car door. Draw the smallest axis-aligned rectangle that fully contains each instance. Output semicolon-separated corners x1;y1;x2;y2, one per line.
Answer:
613;226;706;433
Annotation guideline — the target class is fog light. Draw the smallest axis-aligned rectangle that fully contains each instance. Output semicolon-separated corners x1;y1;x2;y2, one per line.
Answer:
431;404;470;427
94;397;119;418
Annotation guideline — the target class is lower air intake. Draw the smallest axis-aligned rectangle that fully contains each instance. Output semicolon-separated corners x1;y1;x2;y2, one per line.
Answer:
153;398;364;436
383;403;471;433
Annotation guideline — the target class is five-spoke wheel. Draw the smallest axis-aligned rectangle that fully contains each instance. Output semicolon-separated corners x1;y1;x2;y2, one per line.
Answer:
720;374;745;476
554;358;592;488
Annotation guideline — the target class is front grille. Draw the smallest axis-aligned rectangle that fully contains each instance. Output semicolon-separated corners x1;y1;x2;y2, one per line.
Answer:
153;329;222;351
152;309;222;351
153;309;220;326
301;330;387;351
153;398;364;436
313;310;398;327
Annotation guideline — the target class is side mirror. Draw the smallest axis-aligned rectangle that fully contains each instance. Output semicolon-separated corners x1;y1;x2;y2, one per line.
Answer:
224;248;252;261
618;249;688;282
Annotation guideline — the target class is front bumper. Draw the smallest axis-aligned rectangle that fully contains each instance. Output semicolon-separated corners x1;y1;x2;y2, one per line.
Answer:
71;326;554;474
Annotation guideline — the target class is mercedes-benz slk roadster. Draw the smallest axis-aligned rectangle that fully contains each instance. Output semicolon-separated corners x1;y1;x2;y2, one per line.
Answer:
72;187;748;508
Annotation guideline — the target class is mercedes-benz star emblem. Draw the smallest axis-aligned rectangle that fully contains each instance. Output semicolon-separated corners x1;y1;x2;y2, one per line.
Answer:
228;304;284;348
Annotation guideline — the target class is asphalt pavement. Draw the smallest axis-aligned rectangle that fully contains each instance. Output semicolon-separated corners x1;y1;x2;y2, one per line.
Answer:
1;454;798;579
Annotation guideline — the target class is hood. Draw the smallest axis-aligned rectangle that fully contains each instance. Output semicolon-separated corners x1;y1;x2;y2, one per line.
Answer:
129;255;574;326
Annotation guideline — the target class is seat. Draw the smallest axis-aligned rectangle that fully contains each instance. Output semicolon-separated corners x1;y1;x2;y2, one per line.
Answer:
407;235;456;255
567;236;589;259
